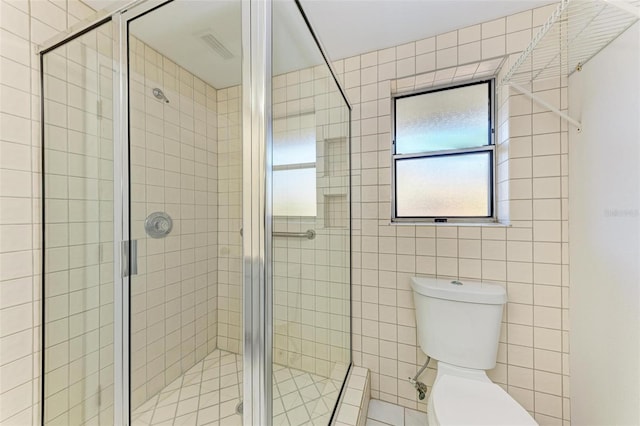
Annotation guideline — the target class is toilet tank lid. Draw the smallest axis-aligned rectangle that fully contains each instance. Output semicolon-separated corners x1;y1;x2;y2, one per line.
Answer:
411;277;507;305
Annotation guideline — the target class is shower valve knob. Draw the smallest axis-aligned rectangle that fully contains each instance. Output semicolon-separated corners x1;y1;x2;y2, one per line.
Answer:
145;212;173;238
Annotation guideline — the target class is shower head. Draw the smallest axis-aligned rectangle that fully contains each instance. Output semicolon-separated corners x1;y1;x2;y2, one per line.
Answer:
152;88;170;104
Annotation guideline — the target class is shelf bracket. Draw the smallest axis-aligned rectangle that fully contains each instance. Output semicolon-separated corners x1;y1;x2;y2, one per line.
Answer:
509;82;582;132
602;0;640;19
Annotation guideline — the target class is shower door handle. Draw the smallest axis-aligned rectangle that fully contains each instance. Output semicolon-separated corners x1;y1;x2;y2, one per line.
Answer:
130;240;138;275
121;240;138;277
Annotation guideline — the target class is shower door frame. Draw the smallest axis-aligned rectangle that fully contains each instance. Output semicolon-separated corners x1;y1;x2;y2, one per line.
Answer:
113;1;274;424
39;0;351;424
39;0;273;424
242;0;273;424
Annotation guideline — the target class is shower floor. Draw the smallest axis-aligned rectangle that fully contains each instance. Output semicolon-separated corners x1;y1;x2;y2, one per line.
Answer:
132;349;342;426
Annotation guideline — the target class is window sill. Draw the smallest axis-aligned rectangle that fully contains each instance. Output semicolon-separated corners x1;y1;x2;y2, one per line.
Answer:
387;221;511;228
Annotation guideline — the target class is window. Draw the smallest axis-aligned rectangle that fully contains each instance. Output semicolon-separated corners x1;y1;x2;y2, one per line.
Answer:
272;113;317;216
392;79;495;222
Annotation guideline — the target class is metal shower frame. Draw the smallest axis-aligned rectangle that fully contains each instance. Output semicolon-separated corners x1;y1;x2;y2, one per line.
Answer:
38;0;352;425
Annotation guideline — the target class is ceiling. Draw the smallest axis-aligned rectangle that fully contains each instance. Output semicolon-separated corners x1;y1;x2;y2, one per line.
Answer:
128;1;242;88
127;0;322;88
299;0;556;60
84;0;556;88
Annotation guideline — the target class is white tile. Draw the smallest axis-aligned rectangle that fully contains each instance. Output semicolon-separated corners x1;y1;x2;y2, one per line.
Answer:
482;18;506;39
459;25;481;44
367;400;404;426
404;407;425;425
436;31;457;49
365;420;388;426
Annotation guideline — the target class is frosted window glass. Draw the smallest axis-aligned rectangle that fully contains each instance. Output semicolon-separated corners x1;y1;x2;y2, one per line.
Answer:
396;153;490;217
273;168;317;216
395;82;489;154
273;114;316;166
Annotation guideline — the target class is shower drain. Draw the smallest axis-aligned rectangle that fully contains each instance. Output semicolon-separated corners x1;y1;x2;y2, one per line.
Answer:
236;401;243;415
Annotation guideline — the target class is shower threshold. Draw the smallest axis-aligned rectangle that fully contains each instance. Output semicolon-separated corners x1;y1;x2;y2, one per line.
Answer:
132;349;342;425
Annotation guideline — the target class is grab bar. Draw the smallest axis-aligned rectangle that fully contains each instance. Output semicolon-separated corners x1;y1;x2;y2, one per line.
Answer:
273;229;316;240
239;228;316;240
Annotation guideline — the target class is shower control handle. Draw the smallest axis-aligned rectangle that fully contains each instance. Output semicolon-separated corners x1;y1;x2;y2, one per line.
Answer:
145;212;173;238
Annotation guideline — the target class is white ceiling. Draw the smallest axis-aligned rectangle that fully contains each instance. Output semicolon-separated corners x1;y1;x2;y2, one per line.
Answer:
128;1;242;88
84;0;556;88
299;0;556;60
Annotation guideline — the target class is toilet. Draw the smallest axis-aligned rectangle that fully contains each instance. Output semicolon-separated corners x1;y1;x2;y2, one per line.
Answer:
411;277;538;426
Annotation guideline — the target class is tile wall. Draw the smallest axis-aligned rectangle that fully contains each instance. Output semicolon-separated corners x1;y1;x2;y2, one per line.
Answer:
127;36;219;410
331;4;571;425
0;0;100;423
214;85;243;355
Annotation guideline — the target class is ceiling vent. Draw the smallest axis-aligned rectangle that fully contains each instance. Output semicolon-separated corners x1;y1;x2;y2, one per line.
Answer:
199;33;234;60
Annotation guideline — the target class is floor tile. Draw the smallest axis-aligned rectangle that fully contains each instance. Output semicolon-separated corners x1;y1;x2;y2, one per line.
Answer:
365;419;389;426
367;400;404;426
196;405;219;425
151;403;177;423
176;396;200;417
287;404;311;426
219;413;242;425
404;407;424;426
174;412;198;425
131;349;344;426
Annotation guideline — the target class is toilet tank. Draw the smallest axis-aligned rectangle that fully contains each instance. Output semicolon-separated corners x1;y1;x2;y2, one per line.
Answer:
411;277;507;370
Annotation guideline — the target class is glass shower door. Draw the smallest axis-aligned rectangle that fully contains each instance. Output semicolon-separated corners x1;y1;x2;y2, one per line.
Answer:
42;20;116;425
125;1;244;424
270;3;352;424
40;2;350;425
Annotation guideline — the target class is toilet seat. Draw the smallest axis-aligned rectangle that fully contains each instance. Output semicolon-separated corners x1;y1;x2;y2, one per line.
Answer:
431;375;537;425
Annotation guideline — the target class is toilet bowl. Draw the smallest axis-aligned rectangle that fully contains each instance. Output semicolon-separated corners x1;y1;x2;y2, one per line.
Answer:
426;363;537;426
411;277;537;426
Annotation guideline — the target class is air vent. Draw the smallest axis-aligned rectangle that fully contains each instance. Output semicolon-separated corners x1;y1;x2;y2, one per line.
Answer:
199;33;234;60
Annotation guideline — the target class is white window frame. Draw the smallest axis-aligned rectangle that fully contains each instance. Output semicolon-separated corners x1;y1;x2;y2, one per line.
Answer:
391;78;497;224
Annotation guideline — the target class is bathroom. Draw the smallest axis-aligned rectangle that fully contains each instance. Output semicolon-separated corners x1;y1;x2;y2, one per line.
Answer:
0;0;638;425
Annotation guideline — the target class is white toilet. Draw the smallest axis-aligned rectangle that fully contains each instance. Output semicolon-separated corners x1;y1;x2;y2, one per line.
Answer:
411;277;538;426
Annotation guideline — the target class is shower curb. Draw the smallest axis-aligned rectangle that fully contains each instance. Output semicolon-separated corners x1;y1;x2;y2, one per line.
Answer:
333;366;370;426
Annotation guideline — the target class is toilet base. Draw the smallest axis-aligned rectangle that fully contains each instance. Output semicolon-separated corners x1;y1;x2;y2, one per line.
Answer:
425;361;537;426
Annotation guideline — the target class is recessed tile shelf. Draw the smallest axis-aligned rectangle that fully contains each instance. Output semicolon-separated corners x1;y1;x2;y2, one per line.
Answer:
324;194;348;228
324;137;349;178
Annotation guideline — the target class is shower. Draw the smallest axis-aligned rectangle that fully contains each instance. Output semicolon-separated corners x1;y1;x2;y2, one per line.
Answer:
151;87;170;103
39;0;351;425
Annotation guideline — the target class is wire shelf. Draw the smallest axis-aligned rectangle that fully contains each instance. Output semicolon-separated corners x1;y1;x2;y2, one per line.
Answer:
501;0;640;86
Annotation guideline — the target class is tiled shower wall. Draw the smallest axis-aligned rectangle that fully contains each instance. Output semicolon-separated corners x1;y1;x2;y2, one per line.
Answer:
128;36;219;409
333;4;571;425
0;0;100;423
214;85;243;355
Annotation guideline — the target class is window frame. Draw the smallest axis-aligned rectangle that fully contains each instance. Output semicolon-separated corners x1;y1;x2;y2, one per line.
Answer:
390;78;497;223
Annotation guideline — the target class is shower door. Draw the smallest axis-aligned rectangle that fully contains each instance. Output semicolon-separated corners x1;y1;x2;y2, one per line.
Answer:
41;1;350;425
269;2;352;424
41;19;118;425
124;1;245;423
